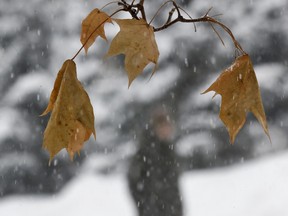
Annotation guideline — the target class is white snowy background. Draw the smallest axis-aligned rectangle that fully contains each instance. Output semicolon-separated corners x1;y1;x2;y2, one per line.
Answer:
1;151;288;216
0;0;288;215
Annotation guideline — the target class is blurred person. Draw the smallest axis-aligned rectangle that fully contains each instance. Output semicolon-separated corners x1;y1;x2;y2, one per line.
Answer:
127;108;183;216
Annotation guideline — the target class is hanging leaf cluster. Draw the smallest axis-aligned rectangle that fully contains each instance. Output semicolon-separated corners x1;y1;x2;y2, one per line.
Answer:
41;1;270;161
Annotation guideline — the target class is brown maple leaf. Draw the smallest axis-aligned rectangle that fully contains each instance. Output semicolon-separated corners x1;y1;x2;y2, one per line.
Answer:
80;8;112;54
40;61;66;116
42;60;96;161
106;18;159;87
203;54;270;143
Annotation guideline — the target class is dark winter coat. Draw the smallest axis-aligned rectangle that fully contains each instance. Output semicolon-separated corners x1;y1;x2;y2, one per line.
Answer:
128;130;183;216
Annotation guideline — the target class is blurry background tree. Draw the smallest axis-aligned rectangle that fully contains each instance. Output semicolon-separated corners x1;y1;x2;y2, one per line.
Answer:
0;0;287;200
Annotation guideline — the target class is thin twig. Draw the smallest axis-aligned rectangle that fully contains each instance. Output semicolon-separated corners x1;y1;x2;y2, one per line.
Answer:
172;0;181;17
166;8;176;25
149;0;174;25
118;1;139;19
178;6;196;32
119;0;147;19
139;0;146;20
100;1;120;11
206;16;245;53
210;13;223;18
208;22;225;47
153;6;245;54
204;7;213;17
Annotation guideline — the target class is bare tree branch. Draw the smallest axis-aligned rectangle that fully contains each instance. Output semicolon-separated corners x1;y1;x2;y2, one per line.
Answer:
153;3;245;54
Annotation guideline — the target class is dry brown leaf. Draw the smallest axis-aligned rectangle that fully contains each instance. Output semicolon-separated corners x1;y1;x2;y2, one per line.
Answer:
203;54;270;143
42;60;95;162
106;18;159;87
80;8;112;54
67;120;91;160
40;62;66;116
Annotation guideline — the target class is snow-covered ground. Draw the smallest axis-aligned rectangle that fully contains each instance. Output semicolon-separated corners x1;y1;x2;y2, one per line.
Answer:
0;151;287;216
